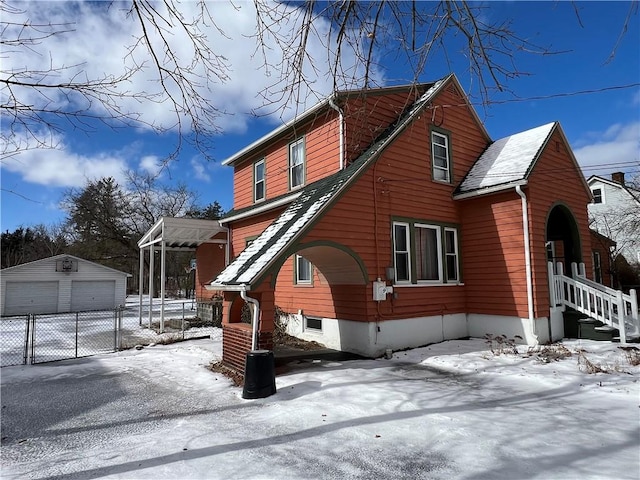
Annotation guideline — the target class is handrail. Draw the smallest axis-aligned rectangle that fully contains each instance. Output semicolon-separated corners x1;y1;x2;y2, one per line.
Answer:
550;262;639;343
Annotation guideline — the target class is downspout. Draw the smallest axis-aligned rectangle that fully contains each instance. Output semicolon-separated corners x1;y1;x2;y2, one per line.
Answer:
240;285;260;351
515;185;538;345
328;97;345;170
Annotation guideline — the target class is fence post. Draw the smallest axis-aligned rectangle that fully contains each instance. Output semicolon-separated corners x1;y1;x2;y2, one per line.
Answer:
630;289;638;338
182;302;186;340
118;306;123;350
114;308;118;351
30;314;36;364
616;291;627;343
75;312;79;358
23;314;31;365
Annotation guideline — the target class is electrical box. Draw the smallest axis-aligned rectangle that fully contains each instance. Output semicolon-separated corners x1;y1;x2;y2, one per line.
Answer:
373;280;393;301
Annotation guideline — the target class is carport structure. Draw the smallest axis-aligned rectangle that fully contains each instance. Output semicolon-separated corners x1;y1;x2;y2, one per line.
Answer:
137;217;228;330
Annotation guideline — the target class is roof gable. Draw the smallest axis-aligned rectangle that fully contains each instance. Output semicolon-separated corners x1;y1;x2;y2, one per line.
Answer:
587;175;640;204
211;76;453;289
1;254;131;276
454;122;556;198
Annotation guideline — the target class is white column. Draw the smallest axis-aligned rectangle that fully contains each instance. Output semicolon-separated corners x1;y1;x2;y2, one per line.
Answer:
138;248;144;326
148;244;155;328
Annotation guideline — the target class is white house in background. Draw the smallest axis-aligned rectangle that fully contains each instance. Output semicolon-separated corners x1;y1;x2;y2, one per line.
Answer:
0;254;130;316
587;172;640;265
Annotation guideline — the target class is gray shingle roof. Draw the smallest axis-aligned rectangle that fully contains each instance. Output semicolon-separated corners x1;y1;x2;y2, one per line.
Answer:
455;122;556;197
210;77;449;289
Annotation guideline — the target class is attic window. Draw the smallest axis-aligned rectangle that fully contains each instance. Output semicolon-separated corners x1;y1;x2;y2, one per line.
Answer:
289;137;305;190
592;188;603;204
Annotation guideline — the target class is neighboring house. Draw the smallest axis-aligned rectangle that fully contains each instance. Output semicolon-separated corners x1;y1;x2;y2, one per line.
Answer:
590;229;616;287
206;73;596;372
0;254;130;316
587;172;640;265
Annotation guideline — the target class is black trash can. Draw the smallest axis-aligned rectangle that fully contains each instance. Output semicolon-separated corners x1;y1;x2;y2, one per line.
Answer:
242;350;276;399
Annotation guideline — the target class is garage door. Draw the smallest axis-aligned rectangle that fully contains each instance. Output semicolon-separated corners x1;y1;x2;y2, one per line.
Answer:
71;280;116;312
4;281;59;316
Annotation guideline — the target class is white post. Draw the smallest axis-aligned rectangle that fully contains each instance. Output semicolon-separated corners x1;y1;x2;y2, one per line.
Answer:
578;262;586;278
138;248;144;326
148;244;154;329
630;289;638;337
571;262;579;278
547;262;556;307
616;291;627;344
160;238;166;333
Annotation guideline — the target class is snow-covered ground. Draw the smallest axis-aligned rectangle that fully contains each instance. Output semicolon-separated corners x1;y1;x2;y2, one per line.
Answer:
1;333;639;479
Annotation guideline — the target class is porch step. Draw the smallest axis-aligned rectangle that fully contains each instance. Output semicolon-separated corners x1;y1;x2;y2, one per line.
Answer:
578;318;619;342
612;335;640;344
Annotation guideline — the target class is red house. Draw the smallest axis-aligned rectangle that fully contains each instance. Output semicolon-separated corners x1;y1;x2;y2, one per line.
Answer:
203;74;635;373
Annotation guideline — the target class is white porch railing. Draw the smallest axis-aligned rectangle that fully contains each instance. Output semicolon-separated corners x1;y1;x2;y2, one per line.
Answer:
549;262;639;343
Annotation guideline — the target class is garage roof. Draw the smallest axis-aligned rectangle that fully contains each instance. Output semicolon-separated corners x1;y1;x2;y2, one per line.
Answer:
138;217;228;251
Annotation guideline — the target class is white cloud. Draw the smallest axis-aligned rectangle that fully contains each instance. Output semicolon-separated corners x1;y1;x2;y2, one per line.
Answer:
0;131;130;188
191;158;211;182
139;156;163;177
573;122;640;176
2;1;370;135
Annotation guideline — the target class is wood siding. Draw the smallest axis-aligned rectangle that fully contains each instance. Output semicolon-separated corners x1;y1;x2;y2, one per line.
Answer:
272;84;489;323
232;111;341;210
460;192;529;317
527;129;592;315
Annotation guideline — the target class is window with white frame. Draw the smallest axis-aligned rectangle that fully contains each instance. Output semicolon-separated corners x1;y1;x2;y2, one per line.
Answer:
444;228;459;282
295;254;312;284
392;220;460;285
289;138;305;189
254;158;265;202
431;130;451;183
393;223;411;283
591;188;603;204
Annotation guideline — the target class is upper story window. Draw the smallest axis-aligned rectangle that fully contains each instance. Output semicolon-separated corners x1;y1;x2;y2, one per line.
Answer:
254;158;265;202
392;220;460;285
431;129;451;183
295;254;312;285
592;188;603;204
289;138;305;190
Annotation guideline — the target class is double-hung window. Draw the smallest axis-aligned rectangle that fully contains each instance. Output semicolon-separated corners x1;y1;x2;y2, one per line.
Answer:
254;158;265;202
591;188;603;204
431;130;451;183
289;138;305;189
295;254;312;285
393;223;411;283
392;220;460;285
415;224;442;282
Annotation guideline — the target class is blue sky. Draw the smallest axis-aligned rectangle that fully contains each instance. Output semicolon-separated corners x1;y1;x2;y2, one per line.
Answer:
1;1;639;233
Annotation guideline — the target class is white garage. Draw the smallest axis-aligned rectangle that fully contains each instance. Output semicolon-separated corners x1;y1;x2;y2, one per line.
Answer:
1;255;130;316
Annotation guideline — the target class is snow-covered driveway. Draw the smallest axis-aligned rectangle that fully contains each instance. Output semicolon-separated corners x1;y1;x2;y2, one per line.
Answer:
1;335;638;479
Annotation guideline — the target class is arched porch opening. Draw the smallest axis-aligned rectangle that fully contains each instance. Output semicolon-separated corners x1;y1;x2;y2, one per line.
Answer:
546;203;582;276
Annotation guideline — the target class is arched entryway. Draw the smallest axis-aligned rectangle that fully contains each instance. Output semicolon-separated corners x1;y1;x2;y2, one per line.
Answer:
546;203;582;276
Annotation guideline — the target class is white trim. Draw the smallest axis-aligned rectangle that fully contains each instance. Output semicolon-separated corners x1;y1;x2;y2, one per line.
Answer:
219;192;301;224
453;180;528;200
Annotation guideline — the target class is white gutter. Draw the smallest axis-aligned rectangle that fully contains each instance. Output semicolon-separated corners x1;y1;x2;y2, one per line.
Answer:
515;185;538;345
453;180;528;200
240;285;260;351
328;97;345;170
219;192;302;225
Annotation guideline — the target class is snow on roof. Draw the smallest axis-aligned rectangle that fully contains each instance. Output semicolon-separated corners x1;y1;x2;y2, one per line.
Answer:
210;77;449;289
455;122;556;196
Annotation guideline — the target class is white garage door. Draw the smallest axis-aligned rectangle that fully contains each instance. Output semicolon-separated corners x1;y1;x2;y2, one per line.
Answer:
4;281;59;315
71;280;116;312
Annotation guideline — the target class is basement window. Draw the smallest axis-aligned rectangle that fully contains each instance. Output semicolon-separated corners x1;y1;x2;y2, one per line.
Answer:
304;316;322;331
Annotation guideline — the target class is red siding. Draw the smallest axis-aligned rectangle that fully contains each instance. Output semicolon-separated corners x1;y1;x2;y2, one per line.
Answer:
527;130;592;316
194;243;226;301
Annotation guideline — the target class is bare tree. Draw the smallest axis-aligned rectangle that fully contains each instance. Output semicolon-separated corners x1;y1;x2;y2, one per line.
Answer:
2;1;637;162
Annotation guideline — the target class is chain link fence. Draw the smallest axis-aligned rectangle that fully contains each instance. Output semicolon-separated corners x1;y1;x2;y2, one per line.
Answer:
1;299;222;367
